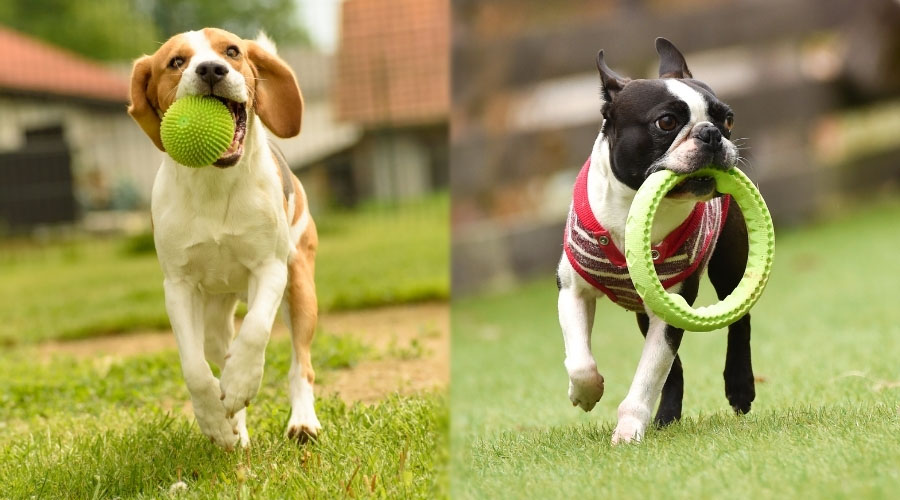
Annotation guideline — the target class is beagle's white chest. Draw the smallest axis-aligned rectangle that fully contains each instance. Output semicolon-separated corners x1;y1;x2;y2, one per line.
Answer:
150;160;291;294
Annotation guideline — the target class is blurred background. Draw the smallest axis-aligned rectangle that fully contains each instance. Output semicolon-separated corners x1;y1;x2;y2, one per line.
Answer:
0;2;450;496
0;0;450;342
449;3;900;494
451;0;900;293
0;0;448;232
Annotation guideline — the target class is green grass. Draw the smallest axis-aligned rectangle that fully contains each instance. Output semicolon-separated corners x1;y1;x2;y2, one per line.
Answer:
0;192;448;344
316;192;449;310
451;198;900;499
0;333;447;499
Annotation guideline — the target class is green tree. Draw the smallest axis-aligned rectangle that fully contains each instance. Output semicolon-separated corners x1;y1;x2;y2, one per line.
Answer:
145;0;310;46
0;0;160;60
0;0;309;61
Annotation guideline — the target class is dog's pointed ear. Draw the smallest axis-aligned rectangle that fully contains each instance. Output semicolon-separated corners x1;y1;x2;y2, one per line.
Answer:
656;37;692;79
596;50;629;102
128;55;164;151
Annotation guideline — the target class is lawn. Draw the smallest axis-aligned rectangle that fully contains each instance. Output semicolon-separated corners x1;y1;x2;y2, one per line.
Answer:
0;332;447;499
451;198;900;499
0;192;449;498
0;192;448;344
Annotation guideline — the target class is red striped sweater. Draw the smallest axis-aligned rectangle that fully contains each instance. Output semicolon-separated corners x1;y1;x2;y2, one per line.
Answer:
564;158;730;312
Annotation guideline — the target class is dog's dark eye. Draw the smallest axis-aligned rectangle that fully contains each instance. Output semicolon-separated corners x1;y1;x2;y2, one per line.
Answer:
169;56;185;69
656;115;678;132
226;46;240;58
724;115;734;132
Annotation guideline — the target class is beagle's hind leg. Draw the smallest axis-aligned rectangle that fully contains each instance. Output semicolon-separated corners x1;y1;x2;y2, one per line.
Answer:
283;227;321;443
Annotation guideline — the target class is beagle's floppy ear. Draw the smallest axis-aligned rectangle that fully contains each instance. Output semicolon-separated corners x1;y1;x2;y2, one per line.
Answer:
128;56;164;151
247;41;303;138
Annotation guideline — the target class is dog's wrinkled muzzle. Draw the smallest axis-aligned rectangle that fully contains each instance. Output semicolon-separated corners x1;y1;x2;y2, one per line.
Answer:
691;122;722;151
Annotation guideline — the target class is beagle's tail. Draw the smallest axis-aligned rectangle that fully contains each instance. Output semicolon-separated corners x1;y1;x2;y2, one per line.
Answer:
255;31;278;55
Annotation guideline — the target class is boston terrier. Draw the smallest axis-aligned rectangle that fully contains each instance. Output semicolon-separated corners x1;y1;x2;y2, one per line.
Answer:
556;38;753;444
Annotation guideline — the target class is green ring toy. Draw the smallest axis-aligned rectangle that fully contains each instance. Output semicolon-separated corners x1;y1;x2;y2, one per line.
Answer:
624;168;775;331
160;95;235;168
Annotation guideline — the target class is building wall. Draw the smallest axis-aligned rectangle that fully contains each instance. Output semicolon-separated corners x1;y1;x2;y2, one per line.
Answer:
0;95;162;210
349;124;447;202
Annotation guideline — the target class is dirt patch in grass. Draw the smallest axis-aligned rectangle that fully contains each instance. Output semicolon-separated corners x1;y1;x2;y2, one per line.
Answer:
36;302;449;404
318;302;449;403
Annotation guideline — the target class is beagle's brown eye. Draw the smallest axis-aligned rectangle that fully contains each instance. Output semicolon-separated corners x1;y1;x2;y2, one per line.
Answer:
226;46;240;58
656;115;678;132
169;56;185;69
724;115;734;132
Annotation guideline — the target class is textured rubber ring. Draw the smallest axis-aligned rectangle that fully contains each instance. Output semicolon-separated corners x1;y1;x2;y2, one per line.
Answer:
624;168;775;331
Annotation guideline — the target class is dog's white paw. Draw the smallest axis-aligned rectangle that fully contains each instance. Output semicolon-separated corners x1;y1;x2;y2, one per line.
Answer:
219;351;264;418
234;408;251;448
286;416;321;444
567;364;605;412
194;404;240;450
611;416;645;445
612;403;649;445
286;373;321;444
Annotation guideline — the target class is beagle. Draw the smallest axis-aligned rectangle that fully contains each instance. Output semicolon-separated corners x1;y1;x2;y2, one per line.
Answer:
128;28;319;449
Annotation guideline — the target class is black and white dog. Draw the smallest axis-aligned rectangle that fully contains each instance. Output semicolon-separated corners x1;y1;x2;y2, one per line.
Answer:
557;38;754;444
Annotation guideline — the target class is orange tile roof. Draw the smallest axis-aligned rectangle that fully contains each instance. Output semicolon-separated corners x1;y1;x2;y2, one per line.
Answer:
335;0;448;126
0;26;128;103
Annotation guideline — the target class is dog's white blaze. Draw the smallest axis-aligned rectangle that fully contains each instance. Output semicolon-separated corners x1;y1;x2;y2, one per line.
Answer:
663;79;709;155
185;30;215;61
176;31;215;99
665;79;708;126
176;30;248;102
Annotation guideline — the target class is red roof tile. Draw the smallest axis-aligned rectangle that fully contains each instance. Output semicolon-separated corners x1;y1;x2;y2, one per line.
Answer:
335;0;449;126
0;26;128;103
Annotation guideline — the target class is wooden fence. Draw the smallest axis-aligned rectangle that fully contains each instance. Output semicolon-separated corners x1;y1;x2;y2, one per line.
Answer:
451;0;900;293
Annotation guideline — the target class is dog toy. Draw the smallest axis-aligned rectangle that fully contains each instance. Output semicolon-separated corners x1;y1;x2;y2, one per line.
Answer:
160;96;234;168
624;168;774;331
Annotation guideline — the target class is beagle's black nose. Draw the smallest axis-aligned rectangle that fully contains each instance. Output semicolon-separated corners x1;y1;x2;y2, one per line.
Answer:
196;61;229;86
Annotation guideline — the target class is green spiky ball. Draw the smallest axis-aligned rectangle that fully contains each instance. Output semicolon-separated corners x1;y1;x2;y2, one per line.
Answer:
160;96;234;168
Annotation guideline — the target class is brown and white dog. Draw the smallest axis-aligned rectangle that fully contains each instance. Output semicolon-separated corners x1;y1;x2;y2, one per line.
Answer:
128;28;319;449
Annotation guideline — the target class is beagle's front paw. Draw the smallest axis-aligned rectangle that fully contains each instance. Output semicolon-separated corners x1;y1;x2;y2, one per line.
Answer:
193;401;240;450
567;363;605;412
219;350;264;417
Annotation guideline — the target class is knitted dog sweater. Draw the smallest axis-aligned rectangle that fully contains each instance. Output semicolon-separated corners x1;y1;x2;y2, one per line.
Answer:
564;158;730;312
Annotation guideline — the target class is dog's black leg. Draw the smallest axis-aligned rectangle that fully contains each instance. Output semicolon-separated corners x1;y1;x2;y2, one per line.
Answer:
723;316;753;414
708;204;755;414
636;313;682;425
